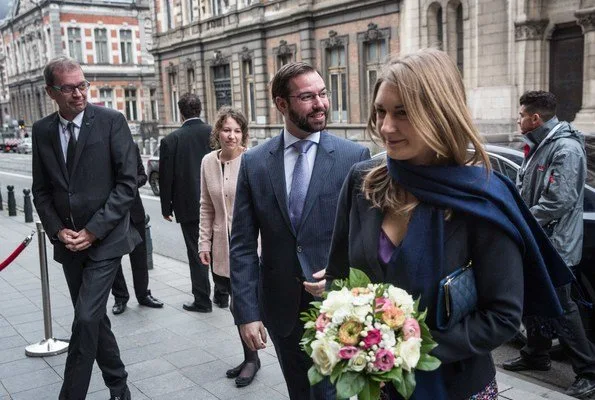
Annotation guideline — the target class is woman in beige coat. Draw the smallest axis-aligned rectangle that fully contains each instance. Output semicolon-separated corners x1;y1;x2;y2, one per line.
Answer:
198;107;260;387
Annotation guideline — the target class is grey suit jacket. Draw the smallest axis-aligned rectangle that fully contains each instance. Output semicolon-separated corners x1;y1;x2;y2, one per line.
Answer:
229;131;370;337
32;104;141;263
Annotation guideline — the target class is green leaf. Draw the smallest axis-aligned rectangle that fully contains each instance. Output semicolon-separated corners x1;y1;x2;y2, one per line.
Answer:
330;364;342;384
416;353;442;371
331;278;348;290
336;371;366;399
348;268;372;289
357;380;381;400
308;366;325;386
395;371;416;400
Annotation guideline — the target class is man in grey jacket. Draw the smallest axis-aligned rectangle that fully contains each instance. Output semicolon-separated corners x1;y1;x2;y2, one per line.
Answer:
503;90;595;398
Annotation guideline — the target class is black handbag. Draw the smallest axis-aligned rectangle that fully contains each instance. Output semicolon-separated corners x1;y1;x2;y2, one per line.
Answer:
436;260;477;330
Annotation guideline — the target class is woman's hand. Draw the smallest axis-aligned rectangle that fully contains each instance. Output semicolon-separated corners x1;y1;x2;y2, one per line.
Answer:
199;251;211;266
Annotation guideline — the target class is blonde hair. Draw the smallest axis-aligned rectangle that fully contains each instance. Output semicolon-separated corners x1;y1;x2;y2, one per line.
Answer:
363;48;489;214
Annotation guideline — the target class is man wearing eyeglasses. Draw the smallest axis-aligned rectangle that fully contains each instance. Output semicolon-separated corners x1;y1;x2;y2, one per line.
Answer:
32;56;139;400
230;62;370;399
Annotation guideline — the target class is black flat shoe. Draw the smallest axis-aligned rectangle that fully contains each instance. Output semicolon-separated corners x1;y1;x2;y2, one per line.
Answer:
138;291;164;308
235;359;260;387
183;302;212;313
226;361;246;378
109;386;130;400
502;356;551;372
112;301;127;315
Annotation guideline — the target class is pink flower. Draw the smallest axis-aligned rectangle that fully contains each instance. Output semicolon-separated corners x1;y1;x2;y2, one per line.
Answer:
338;346;359;360
375;297;393;312
363;329;382;348
402;318;421;340
374;348;395;371
316;313;331;332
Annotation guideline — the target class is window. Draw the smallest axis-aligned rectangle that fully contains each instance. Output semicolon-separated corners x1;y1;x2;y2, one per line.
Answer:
428;3;444;50
326;47;347;122
186;0;195;22
165;0;174;30
94;28;109;64
124;89;137;120
278;53;292;68
120;30;133;64
364;39;387;110
242;59;256;122
456;3;464;73
274;40;295;70
212;64;231;111
67;27;83;62
150;88;158;120
211;0;223;16
169;72;179;122
99;88;114;109
187;68;195;93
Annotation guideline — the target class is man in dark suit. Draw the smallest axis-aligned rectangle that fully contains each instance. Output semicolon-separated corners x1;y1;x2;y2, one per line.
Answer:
159;93;213;312
111;144;164;315
32;56;139;400
230;62;370;399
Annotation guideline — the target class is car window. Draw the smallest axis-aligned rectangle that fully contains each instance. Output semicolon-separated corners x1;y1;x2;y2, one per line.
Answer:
501;161;518;182
488;156;501;174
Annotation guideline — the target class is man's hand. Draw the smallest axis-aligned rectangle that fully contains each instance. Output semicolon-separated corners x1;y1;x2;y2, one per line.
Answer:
199;251;211;266
66;228;96;252
58;228;78;246
239;321;267;351
163;215;172;222
304;269;326;298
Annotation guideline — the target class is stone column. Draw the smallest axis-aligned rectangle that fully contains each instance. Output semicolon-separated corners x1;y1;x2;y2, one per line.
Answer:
514;19;548;94
574;7;595;135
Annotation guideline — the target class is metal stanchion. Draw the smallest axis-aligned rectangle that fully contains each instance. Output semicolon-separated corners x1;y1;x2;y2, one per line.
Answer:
25;222;69;357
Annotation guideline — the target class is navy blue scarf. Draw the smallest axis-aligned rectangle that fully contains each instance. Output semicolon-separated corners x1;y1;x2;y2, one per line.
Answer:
386;157;573;321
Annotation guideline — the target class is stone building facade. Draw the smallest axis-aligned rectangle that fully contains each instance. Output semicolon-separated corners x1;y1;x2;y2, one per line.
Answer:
0;0;158;147
152;0;595;148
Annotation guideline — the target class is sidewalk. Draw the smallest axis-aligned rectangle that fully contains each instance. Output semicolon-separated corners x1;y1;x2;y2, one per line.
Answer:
0;210;576;399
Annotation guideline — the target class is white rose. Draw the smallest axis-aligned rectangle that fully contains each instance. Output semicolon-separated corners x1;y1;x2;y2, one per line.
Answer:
382;330;397;348
320;288;353;317
311;339;341;376
353;304;373;322
397;337;422;371
387;286;415;316
347;351;368;372
352;291;374;306
331;307;351;324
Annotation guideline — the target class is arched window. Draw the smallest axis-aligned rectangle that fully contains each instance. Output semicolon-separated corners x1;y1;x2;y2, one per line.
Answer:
427;3;444;50
447;1;464;75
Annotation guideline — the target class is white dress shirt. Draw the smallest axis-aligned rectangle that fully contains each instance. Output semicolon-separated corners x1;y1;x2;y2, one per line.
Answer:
58;111;84;162
283;129;320;196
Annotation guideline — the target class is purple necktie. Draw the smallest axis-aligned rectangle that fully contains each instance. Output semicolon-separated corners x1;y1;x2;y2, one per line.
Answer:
288;140;315;230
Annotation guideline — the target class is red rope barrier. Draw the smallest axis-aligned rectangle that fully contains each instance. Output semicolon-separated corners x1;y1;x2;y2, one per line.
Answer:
0;231;35;272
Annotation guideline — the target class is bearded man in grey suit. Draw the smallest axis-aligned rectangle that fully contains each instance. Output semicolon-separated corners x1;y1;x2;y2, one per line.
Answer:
32;56;139;400
230;62;370;399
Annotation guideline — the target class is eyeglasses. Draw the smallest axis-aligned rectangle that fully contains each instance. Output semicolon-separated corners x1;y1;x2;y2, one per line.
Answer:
287;90;331;103
51;80;90;94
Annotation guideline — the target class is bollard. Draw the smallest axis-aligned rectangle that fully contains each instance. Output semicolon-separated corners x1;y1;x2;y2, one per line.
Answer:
23;189;33;223
145;214;153;270
7;185;16;216
0;184;3;210
25;222;69;357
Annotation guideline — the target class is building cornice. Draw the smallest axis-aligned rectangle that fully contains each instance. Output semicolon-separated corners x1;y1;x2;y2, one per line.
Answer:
514;19;548;41
576;7;595;34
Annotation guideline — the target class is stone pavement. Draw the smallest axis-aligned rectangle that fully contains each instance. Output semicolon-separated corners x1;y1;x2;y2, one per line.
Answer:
0;210;577;399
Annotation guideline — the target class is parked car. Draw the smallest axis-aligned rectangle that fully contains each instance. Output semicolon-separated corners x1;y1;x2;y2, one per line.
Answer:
147;147;160;196
16;137;32;154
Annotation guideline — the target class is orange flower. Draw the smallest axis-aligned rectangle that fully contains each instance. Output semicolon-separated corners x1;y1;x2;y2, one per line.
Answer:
338;320;363;345
382;306;406;329
351;287;371;296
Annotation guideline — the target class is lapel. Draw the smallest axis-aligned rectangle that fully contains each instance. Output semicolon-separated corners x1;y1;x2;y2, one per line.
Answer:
49;113;69;182
361;201;384;283
300;132;336;228
266;132;293;233
70;105;96;175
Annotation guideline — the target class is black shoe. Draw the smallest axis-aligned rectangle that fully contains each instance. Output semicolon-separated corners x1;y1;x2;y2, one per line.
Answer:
502;356;551;372
214;298;229;309
565;376;595;398
138;291;164;308
183;302;212;313
235;359;260;387
109;386;130;400
226;361;246;378
112;300;127;315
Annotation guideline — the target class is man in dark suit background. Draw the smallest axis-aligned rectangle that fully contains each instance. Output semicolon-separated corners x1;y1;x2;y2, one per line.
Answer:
111;144;164;315
230;62;371;399
32;56;139;400
159;93;213;312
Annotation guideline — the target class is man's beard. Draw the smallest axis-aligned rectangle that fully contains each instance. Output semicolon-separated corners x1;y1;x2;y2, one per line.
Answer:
288;107;328;134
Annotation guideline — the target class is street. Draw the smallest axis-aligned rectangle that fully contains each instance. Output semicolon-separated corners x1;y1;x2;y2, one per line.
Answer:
0;151;582;396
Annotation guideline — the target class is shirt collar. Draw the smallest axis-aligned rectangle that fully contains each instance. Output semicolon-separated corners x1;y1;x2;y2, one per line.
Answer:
58;110;85;130
283;129;320;149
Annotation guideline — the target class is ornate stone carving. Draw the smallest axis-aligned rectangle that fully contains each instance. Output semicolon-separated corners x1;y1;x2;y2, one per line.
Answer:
165;61;177;73
363;23;382;41
211;50;227;65
276;40;292;56
514;20;548;41
240;46;252;61
323;30;344;49
576;8;595;34
184;57;194;69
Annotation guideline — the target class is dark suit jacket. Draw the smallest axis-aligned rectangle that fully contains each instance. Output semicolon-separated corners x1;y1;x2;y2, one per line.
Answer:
159;118;212;223
131;144;147;224
325;159;524;399
230;131;370;337
32;104;141;263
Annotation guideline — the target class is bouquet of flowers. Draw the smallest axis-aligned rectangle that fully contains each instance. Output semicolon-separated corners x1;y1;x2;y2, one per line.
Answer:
301;269;441;400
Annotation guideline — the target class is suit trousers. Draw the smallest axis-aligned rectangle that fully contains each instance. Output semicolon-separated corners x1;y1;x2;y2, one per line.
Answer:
180;220;211;307
268;288;336;400
522;282;595;378
112;219;149;302
59;256;127;400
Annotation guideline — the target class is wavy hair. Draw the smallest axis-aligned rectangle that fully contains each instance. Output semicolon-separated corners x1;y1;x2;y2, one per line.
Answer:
363;48;489;214
210;106;249;150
